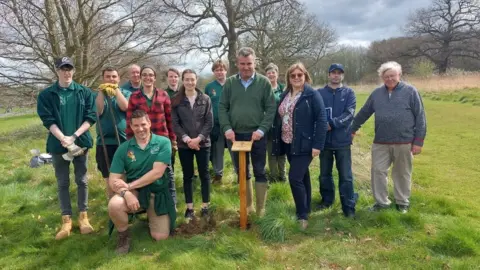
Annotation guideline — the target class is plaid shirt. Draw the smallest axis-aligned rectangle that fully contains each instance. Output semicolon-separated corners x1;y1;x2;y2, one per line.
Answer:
126;88;176;142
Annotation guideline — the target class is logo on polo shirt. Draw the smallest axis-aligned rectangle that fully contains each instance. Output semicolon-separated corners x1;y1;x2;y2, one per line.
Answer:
127;150;136;162
150;145;160;154
211;89;216;96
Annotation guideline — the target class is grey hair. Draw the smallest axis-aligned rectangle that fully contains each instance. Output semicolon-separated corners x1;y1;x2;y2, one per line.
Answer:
129;64;141;71
264;63;279;74
377;61;402;77
236;47;256;58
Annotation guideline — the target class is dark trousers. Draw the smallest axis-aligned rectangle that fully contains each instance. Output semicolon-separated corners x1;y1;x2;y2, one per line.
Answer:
286;145;312;220
178;147;211;204
319;148;356;213
227;133;267;183
52;153;89;216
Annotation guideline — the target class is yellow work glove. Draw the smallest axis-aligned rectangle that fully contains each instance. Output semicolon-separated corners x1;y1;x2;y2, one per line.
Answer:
98;83;118;97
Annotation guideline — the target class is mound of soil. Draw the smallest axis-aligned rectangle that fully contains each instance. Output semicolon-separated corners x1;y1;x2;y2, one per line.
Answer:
175;214;217;236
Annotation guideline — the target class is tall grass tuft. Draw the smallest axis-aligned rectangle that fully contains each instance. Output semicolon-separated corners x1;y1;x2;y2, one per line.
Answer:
256;203;297;243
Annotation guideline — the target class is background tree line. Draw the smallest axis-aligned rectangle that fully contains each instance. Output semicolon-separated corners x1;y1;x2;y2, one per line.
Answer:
0;0;479;111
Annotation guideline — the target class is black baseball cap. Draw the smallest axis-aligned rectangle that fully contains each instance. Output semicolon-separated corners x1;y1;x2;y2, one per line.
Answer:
55;57;75;69
328;63;344;73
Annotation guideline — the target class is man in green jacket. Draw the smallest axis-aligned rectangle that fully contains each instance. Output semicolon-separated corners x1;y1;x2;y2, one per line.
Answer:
108;109;175;254
218;47;276;216
95;67;131;198
37;57;96;240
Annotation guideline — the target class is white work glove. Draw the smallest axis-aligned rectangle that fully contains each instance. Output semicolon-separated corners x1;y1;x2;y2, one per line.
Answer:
67;143;86;156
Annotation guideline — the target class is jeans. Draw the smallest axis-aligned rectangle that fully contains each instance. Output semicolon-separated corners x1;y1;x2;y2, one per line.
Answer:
319;148;356;213
178;147;211;204
52;153;89;216
227;133;267;183
286;144;312;220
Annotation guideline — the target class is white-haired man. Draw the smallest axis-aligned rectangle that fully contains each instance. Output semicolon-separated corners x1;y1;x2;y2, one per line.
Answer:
121;64;141;92
351;61;427;213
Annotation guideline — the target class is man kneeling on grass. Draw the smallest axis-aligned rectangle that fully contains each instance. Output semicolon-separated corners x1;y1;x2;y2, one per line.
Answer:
108;109;176;254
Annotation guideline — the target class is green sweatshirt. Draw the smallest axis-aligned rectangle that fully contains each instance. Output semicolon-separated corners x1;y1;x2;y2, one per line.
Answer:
218;73;276;134
37;81;96;154
273;82;285;105
204;80;224;123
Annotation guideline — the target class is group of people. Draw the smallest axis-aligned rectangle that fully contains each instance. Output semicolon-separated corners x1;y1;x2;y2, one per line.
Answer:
36;47;427;254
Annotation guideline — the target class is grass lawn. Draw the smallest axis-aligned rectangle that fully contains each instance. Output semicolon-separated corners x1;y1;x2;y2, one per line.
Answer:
0;92;479;269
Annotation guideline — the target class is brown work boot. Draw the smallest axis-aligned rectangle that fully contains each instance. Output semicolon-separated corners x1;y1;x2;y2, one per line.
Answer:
55;215;72;240
212;175;222;184
246;179;255;214
116;229;131;254
78;211;94;234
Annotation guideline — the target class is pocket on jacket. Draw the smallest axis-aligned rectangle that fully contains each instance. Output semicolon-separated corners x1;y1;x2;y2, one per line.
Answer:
300;132;312;153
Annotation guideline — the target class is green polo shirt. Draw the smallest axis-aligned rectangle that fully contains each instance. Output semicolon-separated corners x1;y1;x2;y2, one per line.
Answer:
110;134;176;231
95;88;131;146
166;86;177;99
58;83;77;137
110;134;171;181
204;80;224;122
142;91;154;108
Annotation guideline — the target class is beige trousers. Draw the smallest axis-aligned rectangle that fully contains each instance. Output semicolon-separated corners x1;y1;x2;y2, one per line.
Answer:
371;143;413;206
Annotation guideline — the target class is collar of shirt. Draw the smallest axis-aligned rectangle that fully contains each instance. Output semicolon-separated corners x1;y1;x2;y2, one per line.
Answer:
129;133;158;149
237;73;255;88
56;81;75;91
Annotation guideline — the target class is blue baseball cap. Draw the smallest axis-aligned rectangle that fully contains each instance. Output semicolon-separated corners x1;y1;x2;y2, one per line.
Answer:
55;57;74;69
328;63;344;73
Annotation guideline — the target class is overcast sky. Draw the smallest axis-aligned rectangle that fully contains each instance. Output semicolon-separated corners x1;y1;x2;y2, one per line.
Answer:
301;0;432;46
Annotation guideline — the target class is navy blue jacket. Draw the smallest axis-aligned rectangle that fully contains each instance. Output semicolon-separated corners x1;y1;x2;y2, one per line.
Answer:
271;84;328;156
318;85;356;149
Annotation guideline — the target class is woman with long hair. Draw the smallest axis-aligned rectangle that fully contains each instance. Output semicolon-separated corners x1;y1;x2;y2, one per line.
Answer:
271;62;328;229
171;69;213;219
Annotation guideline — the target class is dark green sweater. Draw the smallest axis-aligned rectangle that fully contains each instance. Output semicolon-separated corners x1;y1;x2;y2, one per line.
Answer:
37;81;96;154
218;73;276;134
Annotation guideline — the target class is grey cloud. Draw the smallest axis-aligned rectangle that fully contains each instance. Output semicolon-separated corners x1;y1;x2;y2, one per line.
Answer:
301;0;432;43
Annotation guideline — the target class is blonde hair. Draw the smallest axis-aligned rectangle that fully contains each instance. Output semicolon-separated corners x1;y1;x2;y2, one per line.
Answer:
285;62;312;91
377;61;402;77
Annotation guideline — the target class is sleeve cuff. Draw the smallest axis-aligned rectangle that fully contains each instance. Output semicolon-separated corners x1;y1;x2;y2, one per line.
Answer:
199;134;206;141
413;138;424;147
256;129;264;137
225;129;233;135
182;135;191;143
329;119;335;127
